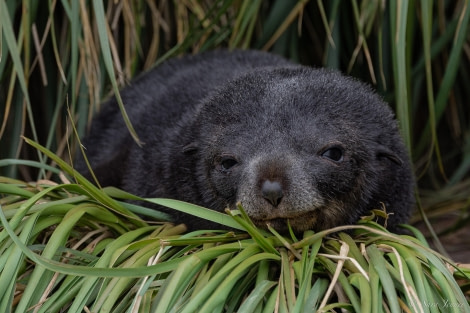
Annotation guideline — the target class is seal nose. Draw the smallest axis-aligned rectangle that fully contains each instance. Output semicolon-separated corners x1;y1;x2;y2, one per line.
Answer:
261;180;284;207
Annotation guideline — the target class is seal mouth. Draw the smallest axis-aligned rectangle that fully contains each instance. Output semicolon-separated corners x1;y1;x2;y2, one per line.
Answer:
251;210;319;231
252;207;319;221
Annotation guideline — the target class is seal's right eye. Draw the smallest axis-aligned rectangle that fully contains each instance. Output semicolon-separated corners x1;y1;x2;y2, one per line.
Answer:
321;147;344;162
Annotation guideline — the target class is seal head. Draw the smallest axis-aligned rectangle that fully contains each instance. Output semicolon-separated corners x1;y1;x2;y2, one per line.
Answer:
169;67;413;232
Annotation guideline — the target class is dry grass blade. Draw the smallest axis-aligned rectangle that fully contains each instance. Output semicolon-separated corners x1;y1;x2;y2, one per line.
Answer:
262;0;309;51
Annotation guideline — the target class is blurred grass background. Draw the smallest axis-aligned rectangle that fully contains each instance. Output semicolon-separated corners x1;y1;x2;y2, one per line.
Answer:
1;0;470;254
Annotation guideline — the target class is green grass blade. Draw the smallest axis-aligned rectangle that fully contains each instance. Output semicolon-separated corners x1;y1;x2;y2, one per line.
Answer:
198;252;280;313
349;273;372;313
238;280;277;312
147;198;243;230
367;244;401;313
433;1;470;126
0;207;38;304
14;206;87;312
91;0;142;146
165;244;264;313
389;0;411;152
0;0;44;168
302;278;329;312
0;158;62;175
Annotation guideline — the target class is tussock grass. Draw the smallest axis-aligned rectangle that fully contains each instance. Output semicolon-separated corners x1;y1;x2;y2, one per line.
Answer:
1;1;470;244
1;0;470;251
2;1;470;311
0;140;469;312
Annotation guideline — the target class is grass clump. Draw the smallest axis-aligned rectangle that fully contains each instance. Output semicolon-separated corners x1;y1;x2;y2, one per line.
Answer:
0;140;469;312
2;0;470;270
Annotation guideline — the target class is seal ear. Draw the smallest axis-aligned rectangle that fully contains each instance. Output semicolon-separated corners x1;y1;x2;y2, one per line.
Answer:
182;143;198;154
376;146;403;166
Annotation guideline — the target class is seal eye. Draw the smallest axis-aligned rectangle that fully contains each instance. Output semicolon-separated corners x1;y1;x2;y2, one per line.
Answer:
321;147;343;162
219;156;238;172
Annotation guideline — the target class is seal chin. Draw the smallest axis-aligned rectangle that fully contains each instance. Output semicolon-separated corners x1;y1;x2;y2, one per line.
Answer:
251;210;320;233
249;201;348;233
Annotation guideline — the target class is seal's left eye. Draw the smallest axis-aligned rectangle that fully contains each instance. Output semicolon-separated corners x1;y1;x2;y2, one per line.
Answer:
220;157;238;171
321;147;343;162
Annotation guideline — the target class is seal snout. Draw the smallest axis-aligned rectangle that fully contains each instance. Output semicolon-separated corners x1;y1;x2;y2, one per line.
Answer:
261;180;284;207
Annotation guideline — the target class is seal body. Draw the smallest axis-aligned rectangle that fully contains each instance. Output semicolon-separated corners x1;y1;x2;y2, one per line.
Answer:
76;50;414;232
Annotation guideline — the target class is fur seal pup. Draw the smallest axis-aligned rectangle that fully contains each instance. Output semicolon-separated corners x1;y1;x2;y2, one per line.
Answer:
75;50;414;232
